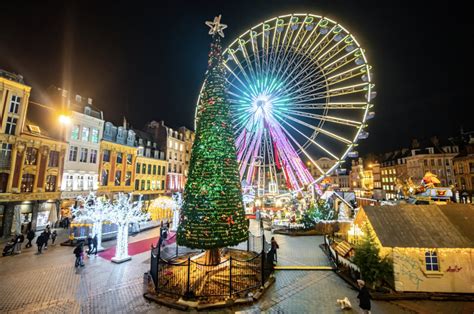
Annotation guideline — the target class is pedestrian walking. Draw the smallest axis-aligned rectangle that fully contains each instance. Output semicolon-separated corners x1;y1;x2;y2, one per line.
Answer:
357;279;371;314
90;234;98;256
86;234;93;255
44;226;51;249
51;230;57;245
271;237;279;263
36;232;45;254
73;243;85;267
26;229;35;248
161;227;168;248
14;233;25;254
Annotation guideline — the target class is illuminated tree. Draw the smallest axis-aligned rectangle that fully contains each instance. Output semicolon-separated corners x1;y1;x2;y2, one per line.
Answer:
177;16;248;265
107;193;149;263
72;193;109;252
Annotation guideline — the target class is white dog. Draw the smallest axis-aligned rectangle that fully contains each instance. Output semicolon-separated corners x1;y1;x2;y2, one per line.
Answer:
336;297;352;310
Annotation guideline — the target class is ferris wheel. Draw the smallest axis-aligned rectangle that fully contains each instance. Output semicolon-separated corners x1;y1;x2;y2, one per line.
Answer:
197;13;375;196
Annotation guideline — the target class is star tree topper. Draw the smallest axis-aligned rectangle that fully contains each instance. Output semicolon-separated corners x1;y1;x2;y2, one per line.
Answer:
205;15;227;37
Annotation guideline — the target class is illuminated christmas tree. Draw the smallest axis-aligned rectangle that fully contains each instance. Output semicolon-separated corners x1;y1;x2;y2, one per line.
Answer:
177;15;248;265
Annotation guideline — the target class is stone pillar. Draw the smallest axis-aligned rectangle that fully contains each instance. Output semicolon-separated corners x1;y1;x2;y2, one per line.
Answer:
31;201;40;231
2;203;15;238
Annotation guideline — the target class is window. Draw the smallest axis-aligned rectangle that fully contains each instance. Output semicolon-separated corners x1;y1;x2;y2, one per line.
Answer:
115;170;122;186
136;162;141;173
9;95;21;114
173;164;177;172
45;175;57;192
80;148;88;163
162;166;165;174
0;143;13;168
90;149;98;163
148;164;151;174
179;165;182;173
135;179;140;190
116;152;123;164
21;174;35;192
430;159;435;166
153;165;156;175
87;176;94;190
48;151;60;167
147;180;151;190
425;251;439;271
101;170;109;186
71;125;80;140
438;159;442;166
180;143;183;151
126;154;132;165
125;171;131;186
103;150;110;162
142;164;146;173
5;117;18;135
424;160;428;167
162;180;165;190
91;128;99;143
25;147;38;165
141;180;145;190
168;140;172;148
174;152;177;160
77;175;84;190
66;175;73;190
174;142;178;150
157;165;161;175
82;127;90;142
145;148;151;158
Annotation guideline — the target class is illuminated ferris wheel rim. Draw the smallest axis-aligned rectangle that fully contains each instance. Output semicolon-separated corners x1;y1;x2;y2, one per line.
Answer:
195;13;375;196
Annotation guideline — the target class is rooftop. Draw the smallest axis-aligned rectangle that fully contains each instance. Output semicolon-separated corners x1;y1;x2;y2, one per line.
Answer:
362;204;474;248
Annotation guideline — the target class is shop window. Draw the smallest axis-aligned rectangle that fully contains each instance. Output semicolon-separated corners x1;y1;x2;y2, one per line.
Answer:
77;175;84;190
101;170;109;186
25;147;38;165
115;170;122;186
125;171;131;186
45;175;57;192
48;151;60;167
21;174;35;192
425;250;439;271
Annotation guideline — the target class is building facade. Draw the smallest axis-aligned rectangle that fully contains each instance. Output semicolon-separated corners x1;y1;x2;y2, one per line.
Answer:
453;143;474;203
380;149;409;200
98;122;136;196
1;70;66;236
178;126;195;183
133;129;167;206
60;104;104;210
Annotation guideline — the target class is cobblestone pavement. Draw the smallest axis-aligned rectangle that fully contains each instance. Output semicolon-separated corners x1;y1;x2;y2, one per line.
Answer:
1;224;472;313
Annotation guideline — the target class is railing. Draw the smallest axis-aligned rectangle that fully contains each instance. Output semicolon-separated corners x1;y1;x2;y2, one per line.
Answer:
149;231;273;299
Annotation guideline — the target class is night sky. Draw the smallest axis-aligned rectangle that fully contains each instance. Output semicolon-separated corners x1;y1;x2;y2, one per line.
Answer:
0;1;472;155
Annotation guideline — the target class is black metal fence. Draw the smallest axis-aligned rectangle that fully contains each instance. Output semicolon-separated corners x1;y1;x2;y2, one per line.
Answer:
149;232;273;299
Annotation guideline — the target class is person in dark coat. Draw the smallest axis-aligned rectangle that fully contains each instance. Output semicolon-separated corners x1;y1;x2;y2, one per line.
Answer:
86;235;93;255
36;233;45;254
26;229;35;248
357;279;371;314
90;234;98;256
44;226;51;249
271;237;279;263
74;243;85;267
51;230;57;245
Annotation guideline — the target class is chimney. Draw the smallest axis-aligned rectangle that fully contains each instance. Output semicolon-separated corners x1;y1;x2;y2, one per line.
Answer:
123;116;128;129
411;138;420;149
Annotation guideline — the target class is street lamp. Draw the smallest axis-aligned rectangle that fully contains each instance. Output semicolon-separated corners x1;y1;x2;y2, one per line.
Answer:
59;114;71;125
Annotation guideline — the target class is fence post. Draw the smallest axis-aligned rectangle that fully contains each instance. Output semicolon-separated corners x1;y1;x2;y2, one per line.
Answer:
261;249;265;287
186;256;191;296
247;235;250;252
229;257;233;297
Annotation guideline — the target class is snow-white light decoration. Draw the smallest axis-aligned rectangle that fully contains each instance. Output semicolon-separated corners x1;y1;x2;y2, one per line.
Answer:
171;192;182;232
107;193;149;263
72;192;110;252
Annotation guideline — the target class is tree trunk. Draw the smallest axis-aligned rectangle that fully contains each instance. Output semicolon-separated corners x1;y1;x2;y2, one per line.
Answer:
92;221;104;251
114;224;129;260
204;248;221;265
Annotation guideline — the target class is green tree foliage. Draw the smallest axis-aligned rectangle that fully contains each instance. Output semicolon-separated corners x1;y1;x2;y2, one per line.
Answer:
353;224;393;286
177;33;248;249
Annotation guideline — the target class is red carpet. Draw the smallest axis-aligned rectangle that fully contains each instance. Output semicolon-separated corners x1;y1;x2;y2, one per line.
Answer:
98;231;176;261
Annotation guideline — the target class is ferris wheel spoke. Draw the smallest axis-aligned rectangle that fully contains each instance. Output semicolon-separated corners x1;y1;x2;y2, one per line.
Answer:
227;52;259;97
287;102;369;110
225;63;257;98
282;82;369;105
273;111;340;160
282;108;362;128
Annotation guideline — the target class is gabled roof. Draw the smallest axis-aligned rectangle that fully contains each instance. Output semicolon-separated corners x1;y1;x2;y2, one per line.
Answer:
362;204;474;248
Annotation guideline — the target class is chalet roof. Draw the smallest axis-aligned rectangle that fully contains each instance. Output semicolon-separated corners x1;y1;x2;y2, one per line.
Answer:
362;204;474;248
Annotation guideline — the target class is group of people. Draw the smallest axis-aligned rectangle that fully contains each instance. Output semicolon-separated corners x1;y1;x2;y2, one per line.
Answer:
2;225;57;256
35;225;57;254
73;234;98;267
